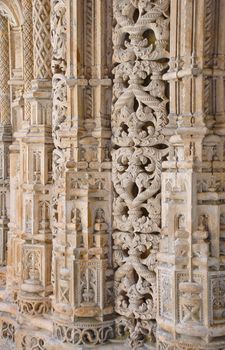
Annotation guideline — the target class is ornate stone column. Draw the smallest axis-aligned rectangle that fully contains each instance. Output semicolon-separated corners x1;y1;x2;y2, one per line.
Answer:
51;0;114;347
0;14;11;278
112;1;169;348
157;1;225;349
17;0;53;318
7;1;33;299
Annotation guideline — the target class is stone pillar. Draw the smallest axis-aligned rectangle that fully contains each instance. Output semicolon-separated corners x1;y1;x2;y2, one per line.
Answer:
51;0;114;347
7;2;33;295
7;17;29;301
157;1;225;349
21;0;33;122
0;15;11;278
112;1;169;348
17;0;53;317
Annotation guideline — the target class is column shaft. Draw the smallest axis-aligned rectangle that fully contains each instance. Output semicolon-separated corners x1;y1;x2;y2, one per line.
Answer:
33;0;52;80
21;0;33;121
51;0;114;346
112;0;170;348
17;0;53;317
0;15;11;277
157;1;225;349
0;15;10;126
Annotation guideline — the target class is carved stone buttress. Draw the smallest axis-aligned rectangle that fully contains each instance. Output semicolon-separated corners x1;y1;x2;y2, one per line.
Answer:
7;3;33;302
112;0;169;348
17;0;53;318
157;1;225;349
51;0;114;346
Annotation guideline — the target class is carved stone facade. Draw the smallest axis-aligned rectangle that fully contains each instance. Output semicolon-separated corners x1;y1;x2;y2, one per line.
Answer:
0;1;223;350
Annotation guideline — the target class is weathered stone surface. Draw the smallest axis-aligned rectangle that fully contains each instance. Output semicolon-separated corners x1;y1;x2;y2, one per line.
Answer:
112;0;169;348
0;0;223;350
157;0;225;349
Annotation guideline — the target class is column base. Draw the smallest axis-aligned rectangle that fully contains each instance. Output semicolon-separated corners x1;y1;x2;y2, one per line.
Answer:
0;306;151;349
17;293;51;316
157;330;225;350
53;318;115;347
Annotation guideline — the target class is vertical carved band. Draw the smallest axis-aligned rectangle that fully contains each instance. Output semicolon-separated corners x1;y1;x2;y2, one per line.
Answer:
51;0;114;346
17;0;53;318
0;15;10;125
157;1;225;349
51;0;67;295
22;0;33;120
33;0;52;79
112;1;169;347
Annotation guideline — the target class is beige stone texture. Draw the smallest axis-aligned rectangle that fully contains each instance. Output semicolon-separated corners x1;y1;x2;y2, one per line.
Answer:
0;1;223;350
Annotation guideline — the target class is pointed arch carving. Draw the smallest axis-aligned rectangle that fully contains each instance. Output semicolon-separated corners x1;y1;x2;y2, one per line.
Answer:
0;0;23;26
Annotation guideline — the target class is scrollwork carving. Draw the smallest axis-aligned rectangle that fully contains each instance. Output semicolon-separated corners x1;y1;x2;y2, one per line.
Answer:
21;335;47;350
112;0;169;347
54;320;114;347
